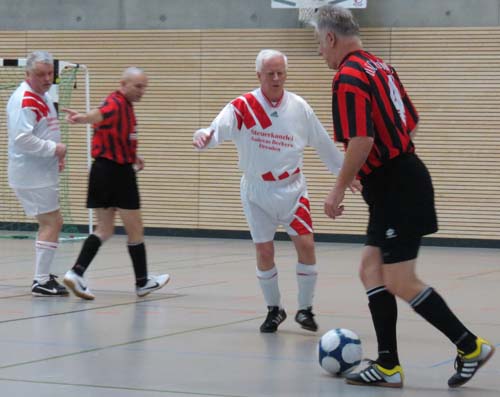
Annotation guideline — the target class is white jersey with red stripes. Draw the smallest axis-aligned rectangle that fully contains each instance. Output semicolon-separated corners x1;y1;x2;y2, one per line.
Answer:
203;88;343;180
7;81;61;188
198;88;344;242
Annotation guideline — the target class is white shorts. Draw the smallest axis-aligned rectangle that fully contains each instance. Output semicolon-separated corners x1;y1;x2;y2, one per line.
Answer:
13;185;60;217
240;173;313;243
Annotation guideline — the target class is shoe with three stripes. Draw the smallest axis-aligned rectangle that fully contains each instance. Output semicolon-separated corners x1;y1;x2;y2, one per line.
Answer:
294;306;318;332
345;360;403;388
260;306;287;333
448;337;495;388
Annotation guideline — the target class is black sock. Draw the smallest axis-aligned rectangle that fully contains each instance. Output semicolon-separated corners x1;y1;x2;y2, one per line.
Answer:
411;287;477;354
128;242;148;287
73;234;102;276
367;286;400;368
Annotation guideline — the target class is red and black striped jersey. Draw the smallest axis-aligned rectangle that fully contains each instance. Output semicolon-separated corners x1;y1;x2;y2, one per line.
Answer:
332;50;419;179
91;90;137;164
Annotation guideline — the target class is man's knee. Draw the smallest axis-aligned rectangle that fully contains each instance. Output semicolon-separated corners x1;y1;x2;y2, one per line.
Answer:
298;234;315;252
359;258;379;285
55;212;63;230
38;211;63;230
359;247;383;285
293;233;316;264
256;243;274;268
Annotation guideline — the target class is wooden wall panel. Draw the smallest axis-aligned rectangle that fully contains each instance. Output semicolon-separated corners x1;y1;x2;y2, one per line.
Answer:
391;28;500;239
0;28;498;241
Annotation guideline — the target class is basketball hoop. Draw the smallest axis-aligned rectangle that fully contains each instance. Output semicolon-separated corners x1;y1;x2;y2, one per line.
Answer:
271;0;367;25
298;7;318;24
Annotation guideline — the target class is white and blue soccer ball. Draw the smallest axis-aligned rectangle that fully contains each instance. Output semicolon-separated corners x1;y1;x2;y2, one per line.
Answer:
318;328;362;376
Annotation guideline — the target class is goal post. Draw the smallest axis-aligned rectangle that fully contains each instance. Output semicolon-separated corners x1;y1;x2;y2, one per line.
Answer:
0;57;92;241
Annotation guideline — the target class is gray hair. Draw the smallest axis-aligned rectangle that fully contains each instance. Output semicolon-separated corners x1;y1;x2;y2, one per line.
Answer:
26;50;53;72
122;66;146;80
310;5;360;37
255;49;288;72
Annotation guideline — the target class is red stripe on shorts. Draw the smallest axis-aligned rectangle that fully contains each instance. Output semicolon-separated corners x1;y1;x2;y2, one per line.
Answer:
290;197;313;235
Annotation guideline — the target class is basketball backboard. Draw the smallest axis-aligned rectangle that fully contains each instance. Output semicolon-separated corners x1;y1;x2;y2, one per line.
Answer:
271;0;367;9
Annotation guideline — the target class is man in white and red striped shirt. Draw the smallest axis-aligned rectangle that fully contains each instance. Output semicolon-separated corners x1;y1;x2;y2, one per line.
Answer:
7;50;68;296
194;49;358;333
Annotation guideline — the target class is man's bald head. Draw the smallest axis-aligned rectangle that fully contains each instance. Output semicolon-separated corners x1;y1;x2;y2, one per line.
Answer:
120;67;148;102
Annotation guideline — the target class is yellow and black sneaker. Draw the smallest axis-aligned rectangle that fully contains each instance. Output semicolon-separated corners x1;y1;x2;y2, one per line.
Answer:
448;337;495;388
345;360;404;388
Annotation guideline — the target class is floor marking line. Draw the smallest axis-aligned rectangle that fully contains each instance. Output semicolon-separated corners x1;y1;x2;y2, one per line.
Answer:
0;294;182;324
0;316;264;371
0;377;247;397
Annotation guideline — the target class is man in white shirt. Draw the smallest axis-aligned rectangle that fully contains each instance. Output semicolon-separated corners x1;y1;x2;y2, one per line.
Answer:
7;50;68;296
193;49;358;333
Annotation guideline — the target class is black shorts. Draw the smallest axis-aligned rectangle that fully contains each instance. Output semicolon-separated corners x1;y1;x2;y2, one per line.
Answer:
86;158;140;210
362;153;438;262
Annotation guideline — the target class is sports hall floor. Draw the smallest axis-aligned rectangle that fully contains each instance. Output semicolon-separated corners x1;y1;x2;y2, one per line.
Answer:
0;235;498;397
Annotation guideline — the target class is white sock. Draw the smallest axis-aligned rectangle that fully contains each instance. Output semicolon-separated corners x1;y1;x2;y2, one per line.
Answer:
256;266;281;308
296;262;317;310
34;240;58;284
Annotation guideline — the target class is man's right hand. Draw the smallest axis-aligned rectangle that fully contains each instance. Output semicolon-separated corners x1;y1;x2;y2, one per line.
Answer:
54;143;66;160
324;185;345;220
193;129;214;150
61;108;85;124
62;108;103;125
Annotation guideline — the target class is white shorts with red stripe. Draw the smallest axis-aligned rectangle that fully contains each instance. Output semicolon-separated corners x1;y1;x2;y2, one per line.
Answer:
240;172;313;243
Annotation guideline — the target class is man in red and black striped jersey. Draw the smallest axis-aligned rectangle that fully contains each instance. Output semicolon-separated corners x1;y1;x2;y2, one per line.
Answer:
312;5;494;389
61;67;170;300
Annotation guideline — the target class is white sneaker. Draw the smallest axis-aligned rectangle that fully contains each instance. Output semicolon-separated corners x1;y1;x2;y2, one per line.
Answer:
63;270;95;300
136;274;170;297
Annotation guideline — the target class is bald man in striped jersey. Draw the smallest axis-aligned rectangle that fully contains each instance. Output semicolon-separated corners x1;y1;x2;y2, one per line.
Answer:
193;49;359;334
62;67;170;300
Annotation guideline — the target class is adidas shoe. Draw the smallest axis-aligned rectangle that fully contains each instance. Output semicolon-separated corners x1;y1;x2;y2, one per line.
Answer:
295;307;318;332
260;306;287;333
32;274;69;297
345;360;404;388
63;269;95;300
448;337;495;388
136;274;170;297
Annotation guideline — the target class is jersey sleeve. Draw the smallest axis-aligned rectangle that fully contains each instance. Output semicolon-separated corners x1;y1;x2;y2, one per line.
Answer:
305;104;344;175
205;103;239;148
96;97;118;126
332;71;374;144
11;107;56;157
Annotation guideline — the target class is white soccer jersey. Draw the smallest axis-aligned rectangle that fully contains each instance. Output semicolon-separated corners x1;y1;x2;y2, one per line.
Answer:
7;81;61;188
200;88;343;180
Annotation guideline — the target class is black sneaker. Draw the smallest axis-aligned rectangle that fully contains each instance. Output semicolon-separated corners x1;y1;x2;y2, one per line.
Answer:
32;274;69;297
295;306;318;332
260;306;287;333
448;337;495;388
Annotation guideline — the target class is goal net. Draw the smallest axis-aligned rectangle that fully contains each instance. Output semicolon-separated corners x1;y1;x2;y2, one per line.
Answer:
0;58;91;241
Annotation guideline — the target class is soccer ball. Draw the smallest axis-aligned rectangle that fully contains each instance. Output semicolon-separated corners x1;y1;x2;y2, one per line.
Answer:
318;328;362;376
